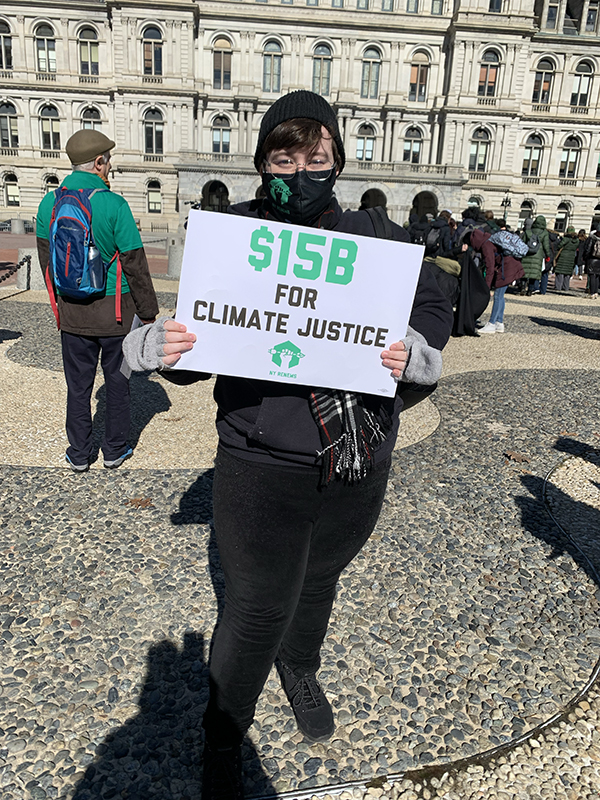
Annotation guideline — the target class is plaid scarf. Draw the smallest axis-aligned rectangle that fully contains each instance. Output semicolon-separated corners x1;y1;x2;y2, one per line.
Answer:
309;389;392;485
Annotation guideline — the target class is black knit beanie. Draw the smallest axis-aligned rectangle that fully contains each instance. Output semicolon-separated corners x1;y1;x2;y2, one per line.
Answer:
254;90;345;173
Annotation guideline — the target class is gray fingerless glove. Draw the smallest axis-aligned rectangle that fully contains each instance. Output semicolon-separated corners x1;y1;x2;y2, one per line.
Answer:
122;316;173;372
398;325;443;385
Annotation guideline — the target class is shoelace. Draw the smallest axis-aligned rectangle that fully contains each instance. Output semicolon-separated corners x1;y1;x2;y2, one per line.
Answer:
290;674;323;710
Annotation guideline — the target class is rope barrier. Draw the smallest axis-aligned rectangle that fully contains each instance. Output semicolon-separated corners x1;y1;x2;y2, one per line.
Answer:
0;254;31;286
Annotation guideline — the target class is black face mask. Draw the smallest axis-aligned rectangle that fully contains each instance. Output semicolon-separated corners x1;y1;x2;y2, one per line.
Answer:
261;169;337;226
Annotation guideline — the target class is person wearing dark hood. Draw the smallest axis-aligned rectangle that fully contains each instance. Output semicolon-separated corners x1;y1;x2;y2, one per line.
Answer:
582;223;600;299
409;212;430;246
424;210;454;259
553;226;578;292
575;229;587;279
121;91;453;799
521;215;550;295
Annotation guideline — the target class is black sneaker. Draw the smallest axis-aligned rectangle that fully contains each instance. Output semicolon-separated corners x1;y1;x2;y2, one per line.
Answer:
202;740;244;800
279;661;335;742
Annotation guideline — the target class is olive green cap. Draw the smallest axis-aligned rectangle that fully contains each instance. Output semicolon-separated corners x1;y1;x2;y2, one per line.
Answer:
66;130;116;165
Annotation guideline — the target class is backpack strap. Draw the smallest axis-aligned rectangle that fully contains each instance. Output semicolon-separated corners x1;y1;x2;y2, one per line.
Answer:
44;261;60;330
365;206;394;240
106;252;122;324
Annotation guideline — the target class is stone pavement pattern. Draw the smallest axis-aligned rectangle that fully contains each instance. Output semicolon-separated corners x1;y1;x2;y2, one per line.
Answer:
0;285;599;800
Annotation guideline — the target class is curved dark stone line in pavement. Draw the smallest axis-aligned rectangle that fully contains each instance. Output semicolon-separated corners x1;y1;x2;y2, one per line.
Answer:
2;368;600;799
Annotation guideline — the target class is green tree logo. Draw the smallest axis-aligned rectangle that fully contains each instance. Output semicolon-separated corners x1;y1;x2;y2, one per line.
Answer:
268;340;306;369
269;178;293;206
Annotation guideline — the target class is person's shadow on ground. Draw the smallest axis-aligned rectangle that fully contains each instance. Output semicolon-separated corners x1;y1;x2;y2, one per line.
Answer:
529;316;600;340
0;328;21;344
514;438;600;590
91;371;171;456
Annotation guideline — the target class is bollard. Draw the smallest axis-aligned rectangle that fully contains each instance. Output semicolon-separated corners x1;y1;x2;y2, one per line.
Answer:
10;218;25;235
167;236;186;279
17;248;45;291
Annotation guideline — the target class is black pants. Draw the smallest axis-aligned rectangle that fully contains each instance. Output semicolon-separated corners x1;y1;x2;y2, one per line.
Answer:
61;332;130;464
589;273;600;295
203;447;391;744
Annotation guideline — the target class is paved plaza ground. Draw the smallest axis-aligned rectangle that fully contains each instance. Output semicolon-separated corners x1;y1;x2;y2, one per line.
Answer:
0;278;599;800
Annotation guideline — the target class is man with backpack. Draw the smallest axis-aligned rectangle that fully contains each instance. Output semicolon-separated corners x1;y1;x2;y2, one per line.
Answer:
36;129;159;472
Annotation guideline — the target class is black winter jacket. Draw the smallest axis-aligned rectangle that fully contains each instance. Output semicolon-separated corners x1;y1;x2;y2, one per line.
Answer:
163;198;453;468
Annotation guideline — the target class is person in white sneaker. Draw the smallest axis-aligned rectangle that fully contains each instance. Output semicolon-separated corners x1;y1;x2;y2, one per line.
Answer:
469;219;524;334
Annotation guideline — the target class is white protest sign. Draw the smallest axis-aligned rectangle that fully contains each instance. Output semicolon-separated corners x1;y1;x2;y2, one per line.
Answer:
174;210;423;397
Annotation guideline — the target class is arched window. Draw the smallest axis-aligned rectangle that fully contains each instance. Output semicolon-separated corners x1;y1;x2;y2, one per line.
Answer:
4;173;18;206
518;200;534;227
571;61;593;107
0;21;12;71
403;127;422;163
144;108;163;154
213;38;232;90
35;24;56;74
312;44;332;97
263;42;282;93
79;27;99;76
555;202;570;233
40;105;60;151
522;134;543;177
212;116;231;154
469;128;490;172
356;124;375;161
361;47;381;99
478;50;500;97
147;180;162;213
409;52;429;102
559;136;580;178
44;175;59;194
82;107;101;131
0;102;18;149
532;59;554;105
202;180;229;213
143;26;163;77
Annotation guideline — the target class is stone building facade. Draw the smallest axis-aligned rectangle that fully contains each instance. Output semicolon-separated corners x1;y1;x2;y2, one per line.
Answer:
1;0;600;232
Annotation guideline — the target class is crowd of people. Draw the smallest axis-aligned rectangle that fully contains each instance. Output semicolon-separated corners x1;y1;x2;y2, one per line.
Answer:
404;206;600;334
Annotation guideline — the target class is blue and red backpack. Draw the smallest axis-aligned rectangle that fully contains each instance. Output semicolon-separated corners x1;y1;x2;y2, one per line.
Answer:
45;187;122;327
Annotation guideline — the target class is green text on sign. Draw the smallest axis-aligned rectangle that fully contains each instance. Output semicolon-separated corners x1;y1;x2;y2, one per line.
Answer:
248;225;357;285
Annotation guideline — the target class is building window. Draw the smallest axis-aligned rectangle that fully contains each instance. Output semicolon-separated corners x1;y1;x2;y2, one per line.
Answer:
409;52;429;102
147;180;162;213
554;202;570;233
596;152;600;179
478;50;500;97
571;61;593;107
0;21;12;70
519;200;534;227
532;59;554;104
4;173;19;207
332;0;344;6
45;175;59;194
312;44;332;96
522;134;543;177
546;4;558;27
143;26;163;76
431;0;443;13
307;0;319;5
40;105;60;150
468;196;481;207
212;116;231;153
559;136;580;178
356;124;375;161
357;0;369;9
587;0;598;30
263;41;282;93
469;128;490;172
0;103;18;148
213;38;232;90
79;27;99;76
202;180;230;212
144;108;164;154
36;24;56;74
407;0;419;11
382;0;393;9
403;127;422;163
82;107;101;130
361;47;381;99
489;0;502;11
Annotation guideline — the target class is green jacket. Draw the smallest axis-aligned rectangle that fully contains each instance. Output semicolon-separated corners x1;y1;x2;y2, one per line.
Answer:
520;216;551;281
554;233;578;275
36;171;159;336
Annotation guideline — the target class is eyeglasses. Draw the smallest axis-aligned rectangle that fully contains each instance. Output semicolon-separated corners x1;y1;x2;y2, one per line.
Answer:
265;157;335;182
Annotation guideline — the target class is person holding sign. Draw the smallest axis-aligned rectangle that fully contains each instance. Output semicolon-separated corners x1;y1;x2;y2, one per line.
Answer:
123;91;453;800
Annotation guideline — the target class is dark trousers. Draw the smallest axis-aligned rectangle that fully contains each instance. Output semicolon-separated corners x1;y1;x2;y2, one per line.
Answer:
61;332;130;464
590;273;600;295
203;447;391;744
